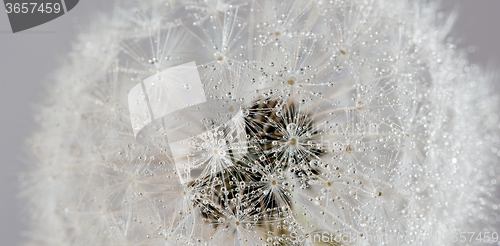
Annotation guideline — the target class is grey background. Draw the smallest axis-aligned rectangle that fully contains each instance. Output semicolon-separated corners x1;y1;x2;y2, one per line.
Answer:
0;0;499;245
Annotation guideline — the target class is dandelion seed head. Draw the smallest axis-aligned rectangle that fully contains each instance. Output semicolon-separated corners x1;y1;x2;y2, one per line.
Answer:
23;0;500;245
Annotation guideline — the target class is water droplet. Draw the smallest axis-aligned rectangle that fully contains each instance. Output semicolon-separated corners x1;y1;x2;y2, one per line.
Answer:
242;109;249;116
287;123;297;132
356;100;363;109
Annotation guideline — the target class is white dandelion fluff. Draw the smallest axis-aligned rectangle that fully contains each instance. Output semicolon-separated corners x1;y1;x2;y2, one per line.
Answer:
23;0;500;245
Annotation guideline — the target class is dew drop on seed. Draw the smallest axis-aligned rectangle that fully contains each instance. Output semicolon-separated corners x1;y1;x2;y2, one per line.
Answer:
356;101;363;109
287;123;297;132
242;109;249;116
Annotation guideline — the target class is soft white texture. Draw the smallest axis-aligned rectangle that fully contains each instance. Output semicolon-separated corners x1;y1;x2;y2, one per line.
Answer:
23;0;500;245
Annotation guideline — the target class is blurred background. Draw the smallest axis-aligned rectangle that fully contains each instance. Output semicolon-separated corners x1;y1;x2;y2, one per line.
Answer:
0;0;499;245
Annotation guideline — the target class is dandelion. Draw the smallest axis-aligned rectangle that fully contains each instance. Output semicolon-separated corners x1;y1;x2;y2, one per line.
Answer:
23;0;500;245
